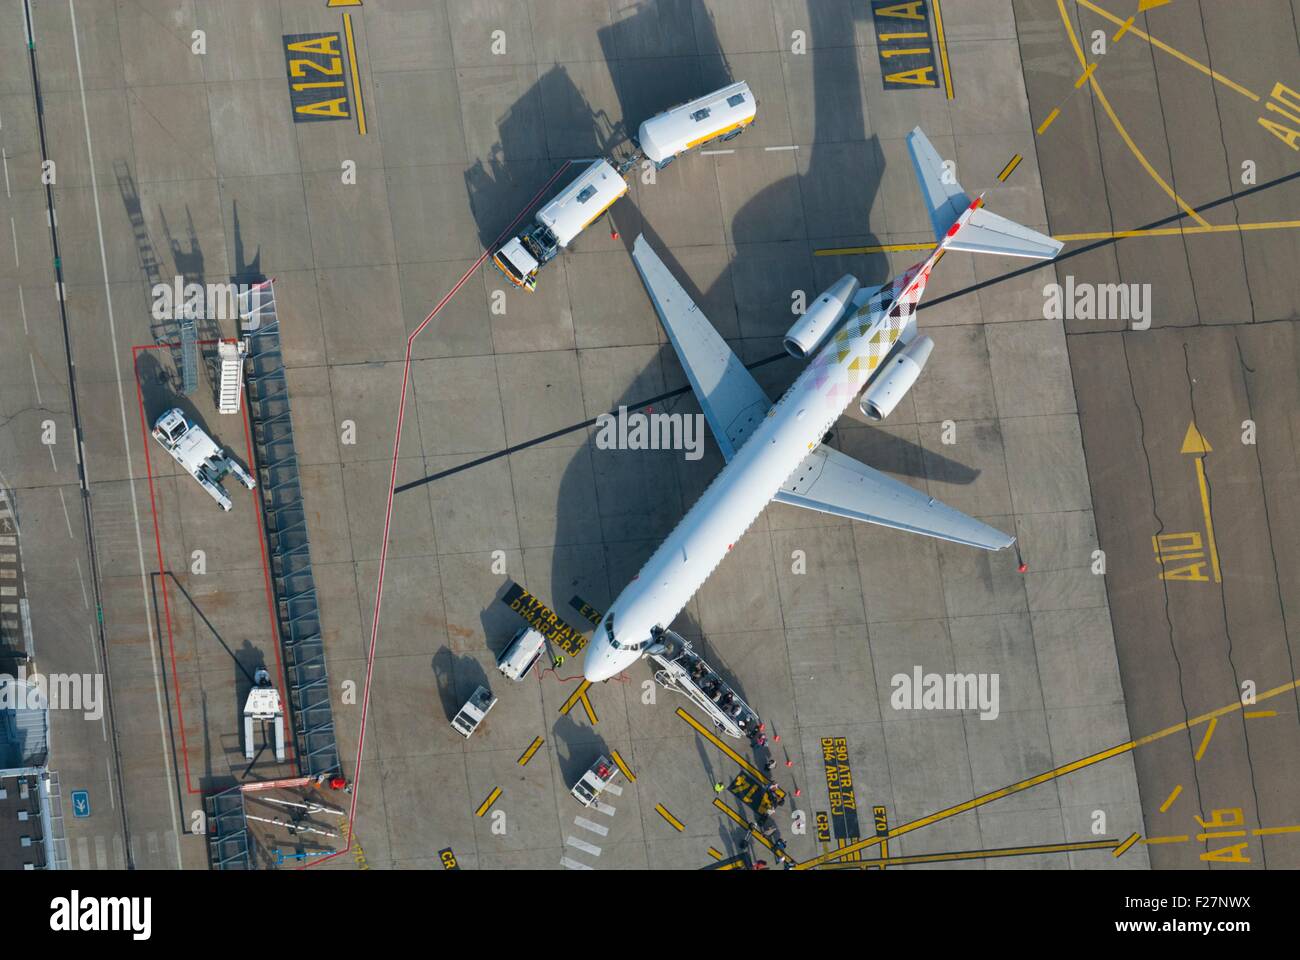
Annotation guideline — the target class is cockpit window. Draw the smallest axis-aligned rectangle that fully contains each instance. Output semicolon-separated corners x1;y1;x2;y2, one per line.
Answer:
604;613;619;649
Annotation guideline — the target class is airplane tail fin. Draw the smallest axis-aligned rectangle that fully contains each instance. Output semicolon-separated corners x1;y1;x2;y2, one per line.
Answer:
907;127;1063;261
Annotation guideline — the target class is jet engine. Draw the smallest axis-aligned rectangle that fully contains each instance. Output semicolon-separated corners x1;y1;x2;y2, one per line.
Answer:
783;274;860;359
859;335;934;421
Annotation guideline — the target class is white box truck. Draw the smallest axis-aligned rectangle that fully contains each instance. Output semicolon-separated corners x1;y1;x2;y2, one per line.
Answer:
492;158;628;292
636;81;756;168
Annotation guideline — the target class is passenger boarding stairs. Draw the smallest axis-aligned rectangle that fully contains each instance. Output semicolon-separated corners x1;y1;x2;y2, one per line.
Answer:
646;629;759;739
217;340;246;415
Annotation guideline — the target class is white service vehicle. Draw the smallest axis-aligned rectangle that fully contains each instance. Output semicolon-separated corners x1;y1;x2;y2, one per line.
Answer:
492;159;628;292
570;755;619;807
151;408;256;512
636;81;757;168
451;685;497;738
496;626;546;681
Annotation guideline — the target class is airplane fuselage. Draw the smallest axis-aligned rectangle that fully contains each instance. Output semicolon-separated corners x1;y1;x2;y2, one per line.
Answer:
583;254;939;681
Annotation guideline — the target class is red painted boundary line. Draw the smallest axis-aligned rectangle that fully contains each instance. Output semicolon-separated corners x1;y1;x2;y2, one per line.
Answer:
309;162;577;868
130;341;292;795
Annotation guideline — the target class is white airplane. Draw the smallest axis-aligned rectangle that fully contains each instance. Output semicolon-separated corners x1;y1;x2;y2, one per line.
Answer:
583;128;1063;682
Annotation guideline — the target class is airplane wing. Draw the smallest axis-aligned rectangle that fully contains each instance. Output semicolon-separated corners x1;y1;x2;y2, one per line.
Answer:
631;234;771;461
775;445;1015;551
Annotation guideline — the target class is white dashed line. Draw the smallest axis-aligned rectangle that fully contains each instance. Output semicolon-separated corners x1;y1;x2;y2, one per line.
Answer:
593;801;616;816
700;148;735;156
574;816;609;837
69;0;184;866
2;149;10;198
565;835;602;857
602;783;623;796
10;216;18;267
29;354;41;405
17;285;27;334
560;856;593;870
74;557;88;608
58;487;74;537
765;144;799;152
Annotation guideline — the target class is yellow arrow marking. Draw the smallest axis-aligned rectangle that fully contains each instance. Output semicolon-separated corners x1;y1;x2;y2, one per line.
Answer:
1181;421;1212;453
1181;422;1222;583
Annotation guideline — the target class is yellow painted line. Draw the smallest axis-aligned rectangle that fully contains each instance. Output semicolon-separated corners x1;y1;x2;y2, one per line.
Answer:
707;847;724;860
815;241;936;257
578;690;598;725
1036;107;1061;135
1112;15;1135;41
794;739;1134;869
878;31;930;41
1159;784;1182;813
1134;677;1300;747
820;220;1300;259
1197;830;1246;841
795;672;1300;868
559;680;592;716
655;803;686;832
711;799;776;851
1057;0;1211;228
610;750;636;782
1245;710;1277;719
996;153;1023;182
1194;717;1217;762
475;786;502;818
517;736;544;767
676;708;781;794
818;838;1119;869
1076;0;1259;101
342;12;367;137
1143;834;1190;845
1074;62;1098;88
932;0;954;100
1193;457;1223;583
1253;824;1300;837
1054;219;1300;242
1113;832;1140;857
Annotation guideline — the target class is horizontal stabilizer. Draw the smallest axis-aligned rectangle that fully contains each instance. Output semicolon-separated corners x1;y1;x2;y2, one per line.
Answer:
945;207;1063;260
776;446;1014;551
907;126;1062;261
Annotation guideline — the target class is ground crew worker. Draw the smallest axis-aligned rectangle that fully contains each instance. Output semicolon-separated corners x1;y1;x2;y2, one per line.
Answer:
713;782;725;793
553;654;565;669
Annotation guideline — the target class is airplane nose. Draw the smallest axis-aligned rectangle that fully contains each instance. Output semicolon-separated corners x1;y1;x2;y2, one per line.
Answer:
583;654;615;683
